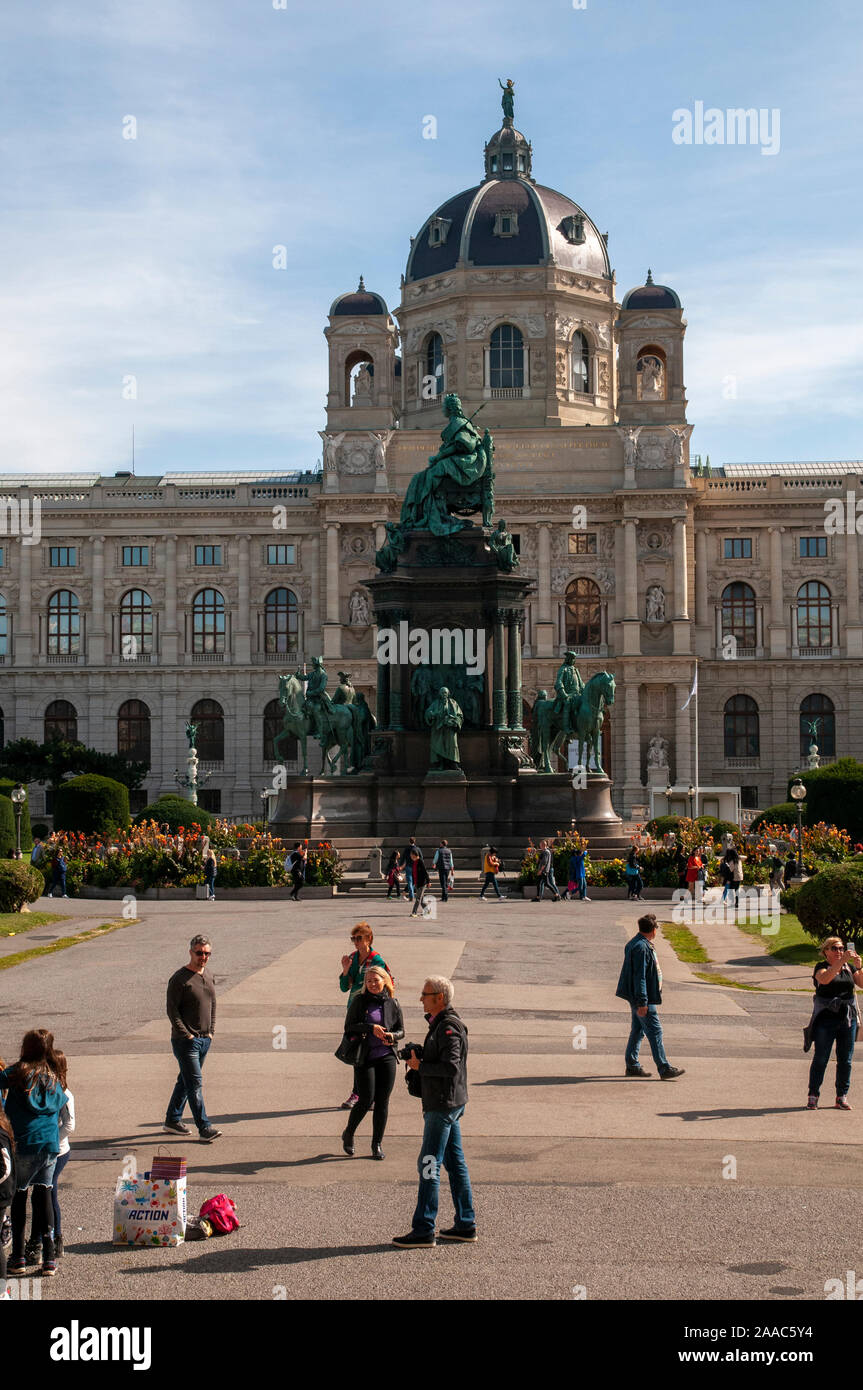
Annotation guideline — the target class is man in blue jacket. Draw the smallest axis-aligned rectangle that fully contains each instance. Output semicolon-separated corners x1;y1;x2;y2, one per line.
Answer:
616;914;685;1080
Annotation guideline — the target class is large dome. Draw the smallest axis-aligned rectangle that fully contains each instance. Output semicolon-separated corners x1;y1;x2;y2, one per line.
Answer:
405;116;610;285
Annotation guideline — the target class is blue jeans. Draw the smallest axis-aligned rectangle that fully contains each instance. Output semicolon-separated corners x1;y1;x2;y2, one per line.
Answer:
412;1105;475;1235
625;1005;669;1071
808;1013;857;1098
15;1148;58;1190
166;1036;212;1132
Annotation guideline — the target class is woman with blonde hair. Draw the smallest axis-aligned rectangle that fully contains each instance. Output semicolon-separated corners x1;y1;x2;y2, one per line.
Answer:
805;937;863;1109
340;966;404;1160
338;922;392;1111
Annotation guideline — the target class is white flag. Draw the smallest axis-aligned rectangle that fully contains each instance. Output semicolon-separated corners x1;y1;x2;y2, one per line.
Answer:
681;668;697;710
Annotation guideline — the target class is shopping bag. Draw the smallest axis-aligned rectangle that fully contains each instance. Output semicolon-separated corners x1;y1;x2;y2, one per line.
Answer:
113;1170;187;1247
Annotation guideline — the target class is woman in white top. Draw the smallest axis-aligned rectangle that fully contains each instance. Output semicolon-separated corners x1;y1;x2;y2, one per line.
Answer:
25;1049;74;1262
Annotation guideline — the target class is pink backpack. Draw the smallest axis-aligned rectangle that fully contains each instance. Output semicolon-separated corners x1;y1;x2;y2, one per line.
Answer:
198;1194;240;1234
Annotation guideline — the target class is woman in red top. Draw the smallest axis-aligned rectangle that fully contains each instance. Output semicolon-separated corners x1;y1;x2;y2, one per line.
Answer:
685;852;703;898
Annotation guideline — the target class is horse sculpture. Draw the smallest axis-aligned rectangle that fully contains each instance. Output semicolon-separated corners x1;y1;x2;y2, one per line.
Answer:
531;671;616;775
275;671;355;776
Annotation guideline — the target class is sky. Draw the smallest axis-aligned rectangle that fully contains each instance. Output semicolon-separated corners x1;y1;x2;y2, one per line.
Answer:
0;0;861;476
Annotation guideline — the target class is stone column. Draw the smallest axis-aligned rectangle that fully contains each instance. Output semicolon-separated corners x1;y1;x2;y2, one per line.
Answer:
768;525;787;657
506;611;524;730
694;527;710;658
621;519;640;655
675;683;692;785
491;608;507;729
235;534;252;664
16;536;33;664
89;535;105;665
322;523;342;659
163;534;179;663
672;517;690;654
535;524;554;657
623;679;643;811
845;519;863;656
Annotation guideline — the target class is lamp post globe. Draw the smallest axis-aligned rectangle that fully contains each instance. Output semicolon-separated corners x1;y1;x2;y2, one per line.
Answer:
790;778;807;877
10;783;26;861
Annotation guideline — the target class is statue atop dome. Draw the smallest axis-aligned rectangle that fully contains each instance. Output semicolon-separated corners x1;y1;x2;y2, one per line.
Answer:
498;77;515;123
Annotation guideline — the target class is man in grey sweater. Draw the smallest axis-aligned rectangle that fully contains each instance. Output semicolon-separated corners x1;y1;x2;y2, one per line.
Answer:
164;934;222;1142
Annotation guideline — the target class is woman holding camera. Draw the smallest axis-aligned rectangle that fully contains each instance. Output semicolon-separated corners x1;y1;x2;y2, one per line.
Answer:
806;937;863;1109
341;967;404;1160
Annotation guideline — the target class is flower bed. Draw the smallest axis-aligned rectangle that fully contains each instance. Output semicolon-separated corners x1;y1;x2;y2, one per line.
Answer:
37;822;344;892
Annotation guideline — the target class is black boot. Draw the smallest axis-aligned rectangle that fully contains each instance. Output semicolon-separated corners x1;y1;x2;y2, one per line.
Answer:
341;1127;355;1156
372;1142;384;1160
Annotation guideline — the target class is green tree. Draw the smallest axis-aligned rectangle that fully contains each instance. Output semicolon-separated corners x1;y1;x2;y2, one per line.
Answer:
0;738;148;792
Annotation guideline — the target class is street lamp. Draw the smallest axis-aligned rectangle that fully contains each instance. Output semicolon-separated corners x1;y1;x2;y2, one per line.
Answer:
665;782;673;814
688;783;696;821
790;777;807;878
10;784;26;860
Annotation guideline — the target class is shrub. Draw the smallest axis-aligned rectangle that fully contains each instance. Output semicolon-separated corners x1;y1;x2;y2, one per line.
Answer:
0;797;16;859
750;804;798;833
53;775;130;835
795;863;863;945
709;820;740;842
0;781;32;853
134;796;213;834
31;823;50;840
0;860;45;912
646;815;683;837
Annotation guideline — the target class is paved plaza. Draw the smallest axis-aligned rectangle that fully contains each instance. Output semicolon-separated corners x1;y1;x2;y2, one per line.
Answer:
1;891;861;1301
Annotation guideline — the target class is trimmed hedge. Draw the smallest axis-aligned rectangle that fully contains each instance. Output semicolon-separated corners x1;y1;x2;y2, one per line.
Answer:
791;759;863;841
53;775;130;835
0;859;45;912
795;863;863;945
750;803;798;833
134;796;213;834
31;823;50;840
645;815;683;837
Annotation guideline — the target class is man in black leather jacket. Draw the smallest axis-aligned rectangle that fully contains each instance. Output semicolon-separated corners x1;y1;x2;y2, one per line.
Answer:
392;975;476;1248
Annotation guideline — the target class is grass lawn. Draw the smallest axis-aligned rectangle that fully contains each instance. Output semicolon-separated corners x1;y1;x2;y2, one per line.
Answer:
660;922;709;963
735;912;820;967
0;918;138;971
0;911;67;938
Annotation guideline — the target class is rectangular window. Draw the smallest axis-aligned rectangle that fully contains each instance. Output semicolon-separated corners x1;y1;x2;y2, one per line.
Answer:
267;544;296;565
800;536;827;558
511;533;521;555
122;545;150;566
195;545;222;566
49;547;77;567
740;786;759;808
723;538;752;559
197;789;221;813
569;533;597;555
128;789;148;816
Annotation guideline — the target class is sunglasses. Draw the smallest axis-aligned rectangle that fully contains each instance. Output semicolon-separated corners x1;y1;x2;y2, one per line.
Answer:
192;949;211;957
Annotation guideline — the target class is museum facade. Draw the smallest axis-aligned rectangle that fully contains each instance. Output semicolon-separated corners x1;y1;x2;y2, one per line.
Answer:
1;101;859;823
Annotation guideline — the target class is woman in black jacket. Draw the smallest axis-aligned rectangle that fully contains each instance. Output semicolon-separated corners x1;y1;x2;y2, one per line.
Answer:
408;849;430;918
341;968;404;1159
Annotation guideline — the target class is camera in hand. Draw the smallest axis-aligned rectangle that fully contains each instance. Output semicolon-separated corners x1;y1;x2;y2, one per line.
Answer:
398;1042;423;1061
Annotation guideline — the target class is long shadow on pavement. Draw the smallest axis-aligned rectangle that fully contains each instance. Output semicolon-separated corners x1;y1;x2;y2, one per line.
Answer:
660;1106;807;1121
79;1243;411;1271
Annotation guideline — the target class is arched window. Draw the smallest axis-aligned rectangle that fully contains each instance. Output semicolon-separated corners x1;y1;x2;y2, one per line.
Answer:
190;699;224;761
721;582;757;649
263;698;297;763
48;590;80;655
724;694;759;758
0;595;7;657
636;344;667;401
345;350;374;406
192;589;225;653
490;324;524;389
45;699;77;743
264;588;299;654
571;331;590;393
118;699;151;763
120;589;153;656
565;578;601;647
800;693;835;760
425;333;445;398
797;581;832;648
